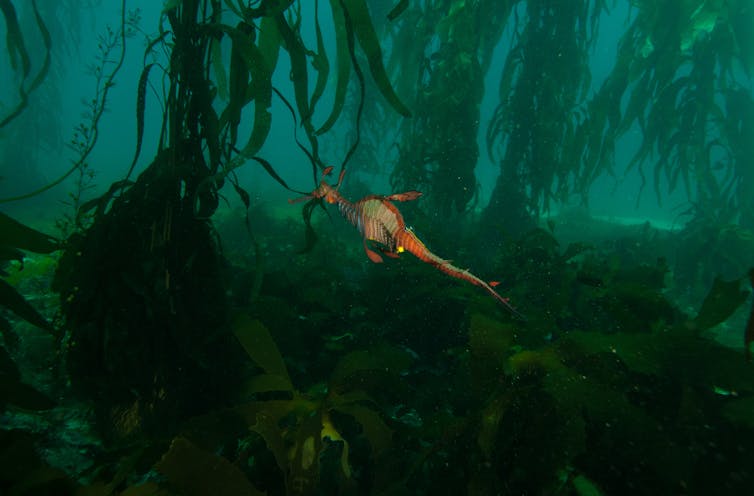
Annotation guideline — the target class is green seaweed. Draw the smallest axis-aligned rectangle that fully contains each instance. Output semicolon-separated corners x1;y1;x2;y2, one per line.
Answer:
0;279;53;333
0;0;30;75
0;213;57;332
387;0;409;21
308;0;330;114
220;21;252;148
0;0;51;129
2;3;754;495
229;316;403;493
484;0;604;231
390;0;507;223
341;0;410;117
692;276;750;332
234;17;277;160
0;212;58;254
0;346;53;410
1;1;131;204
123;62;154;182
233;312;292;388
315;0;351;135
722;396;754;429
274;13;312;125
574;0;754;236
211;37;228;101
156;437;265;496
0;430;73;494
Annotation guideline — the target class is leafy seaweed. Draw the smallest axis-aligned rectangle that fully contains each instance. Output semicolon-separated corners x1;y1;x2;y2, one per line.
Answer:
2;3;753;495
0;0;51;128
274;13;312;125
228;315;401;493
219;21;252;149
484;0;603;230
124;63;154;181
692;276;750;332
1;0;129;203
0;213;58;254
226;18;278;160
156;437;265;496
0;279;53;333
232;313;292;388
387;0;408;21
0;0;30;75
308;0;330;114
746;268;754;361
341;0;410;117
316;0;351;135
0;346;54;410
0;430;72;494
0;213;57;332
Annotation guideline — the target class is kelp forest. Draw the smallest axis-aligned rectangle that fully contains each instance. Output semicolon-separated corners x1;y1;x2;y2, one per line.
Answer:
2;0;754;494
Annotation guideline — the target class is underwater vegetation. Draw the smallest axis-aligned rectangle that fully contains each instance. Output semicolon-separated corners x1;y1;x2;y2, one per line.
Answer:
1;0;754;495
0;213;57;412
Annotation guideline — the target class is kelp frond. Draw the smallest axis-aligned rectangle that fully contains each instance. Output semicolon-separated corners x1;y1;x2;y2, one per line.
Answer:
0;0;52;129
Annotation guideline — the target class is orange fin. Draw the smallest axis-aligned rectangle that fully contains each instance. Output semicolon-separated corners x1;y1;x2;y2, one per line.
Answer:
364;240;384;263
489;281;501;287
383;250;400;259
366;248;384;263
386;191;422;202
288;194;312;204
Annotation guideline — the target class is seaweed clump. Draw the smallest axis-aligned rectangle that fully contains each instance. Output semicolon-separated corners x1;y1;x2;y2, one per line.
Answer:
53;148;245;441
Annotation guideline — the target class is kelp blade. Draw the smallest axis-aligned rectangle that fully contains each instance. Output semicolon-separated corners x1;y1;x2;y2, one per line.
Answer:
0;279;53;332
232;313;293;389
341;0;411;117
308;0;330;113
387;0;408;21
0;212;57;253
693;277;749;332
317;0;351;135
156;437;265;496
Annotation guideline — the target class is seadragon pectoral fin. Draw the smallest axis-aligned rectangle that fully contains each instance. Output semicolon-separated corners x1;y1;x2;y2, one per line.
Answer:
382;250;400;259
386;191;422;202
364;239;384;263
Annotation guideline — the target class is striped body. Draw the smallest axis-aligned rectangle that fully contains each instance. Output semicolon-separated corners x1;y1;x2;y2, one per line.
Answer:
291;168;519;315
332;191;521;316
339;195;404;254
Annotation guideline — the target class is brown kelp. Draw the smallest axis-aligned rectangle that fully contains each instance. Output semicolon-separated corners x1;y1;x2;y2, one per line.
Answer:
0;1;77;201
48;0;409;441
390;0;512;231
11;220;754;494
746;268;754;361
1;3;139;206
0;0;50;129
15;315;408;495
574;0;754;231
0;212;57;415
484;0;606;234
1;2;754;494
0;212;57;335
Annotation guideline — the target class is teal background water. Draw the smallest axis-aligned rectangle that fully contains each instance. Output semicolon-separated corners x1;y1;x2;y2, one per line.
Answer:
1;1;753;495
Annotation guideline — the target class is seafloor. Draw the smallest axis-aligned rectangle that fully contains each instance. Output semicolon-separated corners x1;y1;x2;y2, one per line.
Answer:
3;202;754;495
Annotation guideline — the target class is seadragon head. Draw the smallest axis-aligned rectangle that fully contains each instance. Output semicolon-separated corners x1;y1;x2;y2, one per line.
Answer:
289;166;345;205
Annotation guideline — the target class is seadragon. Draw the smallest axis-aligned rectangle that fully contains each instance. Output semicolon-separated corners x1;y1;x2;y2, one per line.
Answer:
291;166;522;317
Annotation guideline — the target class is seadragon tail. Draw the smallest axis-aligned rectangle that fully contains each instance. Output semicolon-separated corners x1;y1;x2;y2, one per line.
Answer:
395;229;523;318
322;181;523;318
